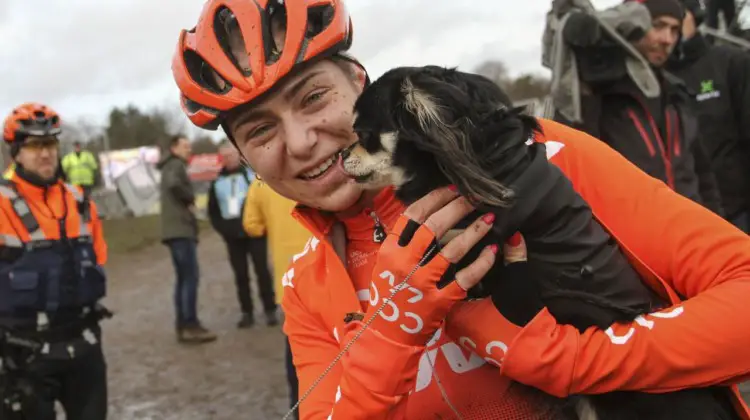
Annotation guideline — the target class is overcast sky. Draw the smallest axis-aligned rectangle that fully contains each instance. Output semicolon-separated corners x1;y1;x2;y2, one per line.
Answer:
0;0;645;138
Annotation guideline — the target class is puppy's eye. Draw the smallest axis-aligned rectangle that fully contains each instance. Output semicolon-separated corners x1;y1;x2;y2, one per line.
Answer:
354;130;369;142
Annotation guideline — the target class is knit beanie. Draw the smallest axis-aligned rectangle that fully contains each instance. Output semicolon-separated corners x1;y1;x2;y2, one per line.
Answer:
627;0;685;21
679;0;706;25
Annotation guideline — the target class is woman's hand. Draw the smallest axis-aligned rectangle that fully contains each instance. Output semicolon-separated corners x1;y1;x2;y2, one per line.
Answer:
503;232;527;264
444;232;533;367
365;186;498;346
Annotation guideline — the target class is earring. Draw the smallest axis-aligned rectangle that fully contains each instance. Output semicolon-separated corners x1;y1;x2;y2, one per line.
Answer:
241;158;259;182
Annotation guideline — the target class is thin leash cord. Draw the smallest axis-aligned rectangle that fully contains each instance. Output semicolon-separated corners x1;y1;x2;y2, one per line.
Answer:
281;243;439;420
425;345;463;420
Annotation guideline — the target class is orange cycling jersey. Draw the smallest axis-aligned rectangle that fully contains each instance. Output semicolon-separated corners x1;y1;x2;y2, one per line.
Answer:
282;118;750;419
0;173;107;265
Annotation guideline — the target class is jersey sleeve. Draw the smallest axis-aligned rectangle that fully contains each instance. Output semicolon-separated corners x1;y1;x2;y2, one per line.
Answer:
282;271;422;419
499;120;750;397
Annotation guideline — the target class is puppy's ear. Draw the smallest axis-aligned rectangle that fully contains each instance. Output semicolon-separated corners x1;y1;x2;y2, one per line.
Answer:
399;74;515;208
401;76;445;131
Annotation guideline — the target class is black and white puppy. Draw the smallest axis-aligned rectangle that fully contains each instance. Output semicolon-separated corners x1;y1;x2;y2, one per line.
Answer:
340;65;737;420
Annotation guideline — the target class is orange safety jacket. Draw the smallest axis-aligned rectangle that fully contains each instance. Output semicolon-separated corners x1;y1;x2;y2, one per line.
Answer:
0;171;107;317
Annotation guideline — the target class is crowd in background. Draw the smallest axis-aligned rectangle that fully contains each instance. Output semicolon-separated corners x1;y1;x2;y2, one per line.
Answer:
155;133;308;416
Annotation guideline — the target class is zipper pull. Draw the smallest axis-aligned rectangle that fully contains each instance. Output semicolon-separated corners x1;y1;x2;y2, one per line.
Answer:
368;209;386;243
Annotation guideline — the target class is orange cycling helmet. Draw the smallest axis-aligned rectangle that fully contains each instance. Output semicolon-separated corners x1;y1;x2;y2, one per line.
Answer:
3;103;62;144
172;0;354;130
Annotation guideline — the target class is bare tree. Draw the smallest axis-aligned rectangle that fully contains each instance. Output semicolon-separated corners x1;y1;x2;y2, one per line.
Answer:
473;59;551;102
58;121;87;155
161;104;190;137
474;60;512;89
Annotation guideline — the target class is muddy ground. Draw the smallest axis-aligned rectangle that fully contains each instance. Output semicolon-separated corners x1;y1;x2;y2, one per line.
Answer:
64;228;750;419
100;230;291;420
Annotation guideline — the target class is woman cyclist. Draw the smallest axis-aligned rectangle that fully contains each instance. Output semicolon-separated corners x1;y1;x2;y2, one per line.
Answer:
171;1;750;418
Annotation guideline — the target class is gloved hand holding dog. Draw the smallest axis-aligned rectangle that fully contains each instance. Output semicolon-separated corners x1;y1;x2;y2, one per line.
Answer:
445;233;537;366
366;186;499;346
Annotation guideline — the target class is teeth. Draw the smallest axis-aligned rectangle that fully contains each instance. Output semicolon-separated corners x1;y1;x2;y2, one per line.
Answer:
302;153;338;179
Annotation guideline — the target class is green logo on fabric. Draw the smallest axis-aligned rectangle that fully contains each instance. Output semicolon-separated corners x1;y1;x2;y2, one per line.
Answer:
697;79;720;101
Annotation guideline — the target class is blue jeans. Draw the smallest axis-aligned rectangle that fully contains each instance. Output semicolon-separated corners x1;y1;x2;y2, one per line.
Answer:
165;238;200;328
730;211;750;234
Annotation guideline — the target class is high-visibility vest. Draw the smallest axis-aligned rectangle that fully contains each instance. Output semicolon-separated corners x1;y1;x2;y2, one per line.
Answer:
2;163;15;180
61;151;97;186
0;179;107;314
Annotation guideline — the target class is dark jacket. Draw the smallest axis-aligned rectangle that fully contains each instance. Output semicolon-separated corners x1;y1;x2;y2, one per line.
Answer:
207;166;255;239
556;13;724;216
667;33;750;219
158;154;198;241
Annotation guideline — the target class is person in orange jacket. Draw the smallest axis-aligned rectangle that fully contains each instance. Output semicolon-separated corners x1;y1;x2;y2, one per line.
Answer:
171;1;750;418
0;103;111;419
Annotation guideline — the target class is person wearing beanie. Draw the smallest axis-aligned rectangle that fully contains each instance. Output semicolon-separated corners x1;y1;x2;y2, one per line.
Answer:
555;0;724;218
627;0;685;65
641;0;686;21
667;0;750;232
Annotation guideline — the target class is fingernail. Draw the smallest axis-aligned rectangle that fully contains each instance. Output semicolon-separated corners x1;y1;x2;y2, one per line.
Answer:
481;213;495;224
488;244;499;254
506;232;522;247
448;184;458;192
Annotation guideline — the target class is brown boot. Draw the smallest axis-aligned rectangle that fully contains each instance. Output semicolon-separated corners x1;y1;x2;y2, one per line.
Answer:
177;325;217;344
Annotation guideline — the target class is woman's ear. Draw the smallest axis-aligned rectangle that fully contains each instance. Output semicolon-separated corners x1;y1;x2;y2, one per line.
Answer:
352;64;368;90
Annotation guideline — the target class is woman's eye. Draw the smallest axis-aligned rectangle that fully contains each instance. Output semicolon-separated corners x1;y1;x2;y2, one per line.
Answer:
303;89;328;107
238;125;274;148
248;125;272;139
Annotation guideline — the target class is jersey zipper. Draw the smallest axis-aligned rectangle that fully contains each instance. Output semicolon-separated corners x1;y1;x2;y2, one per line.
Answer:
366;209;386;243
44;185;68;240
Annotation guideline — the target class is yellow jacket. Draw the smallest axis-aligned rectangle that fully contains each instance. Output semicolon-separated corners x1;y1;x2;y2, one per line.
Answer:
61;151;98;186
3;163;15;180
242;181;311;304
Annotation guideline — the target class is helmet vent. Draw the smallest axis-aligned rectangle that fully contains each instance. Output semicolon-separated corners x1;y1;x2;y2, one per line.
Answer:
215;7;252;77
183;49;232;94
306;5;334;39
